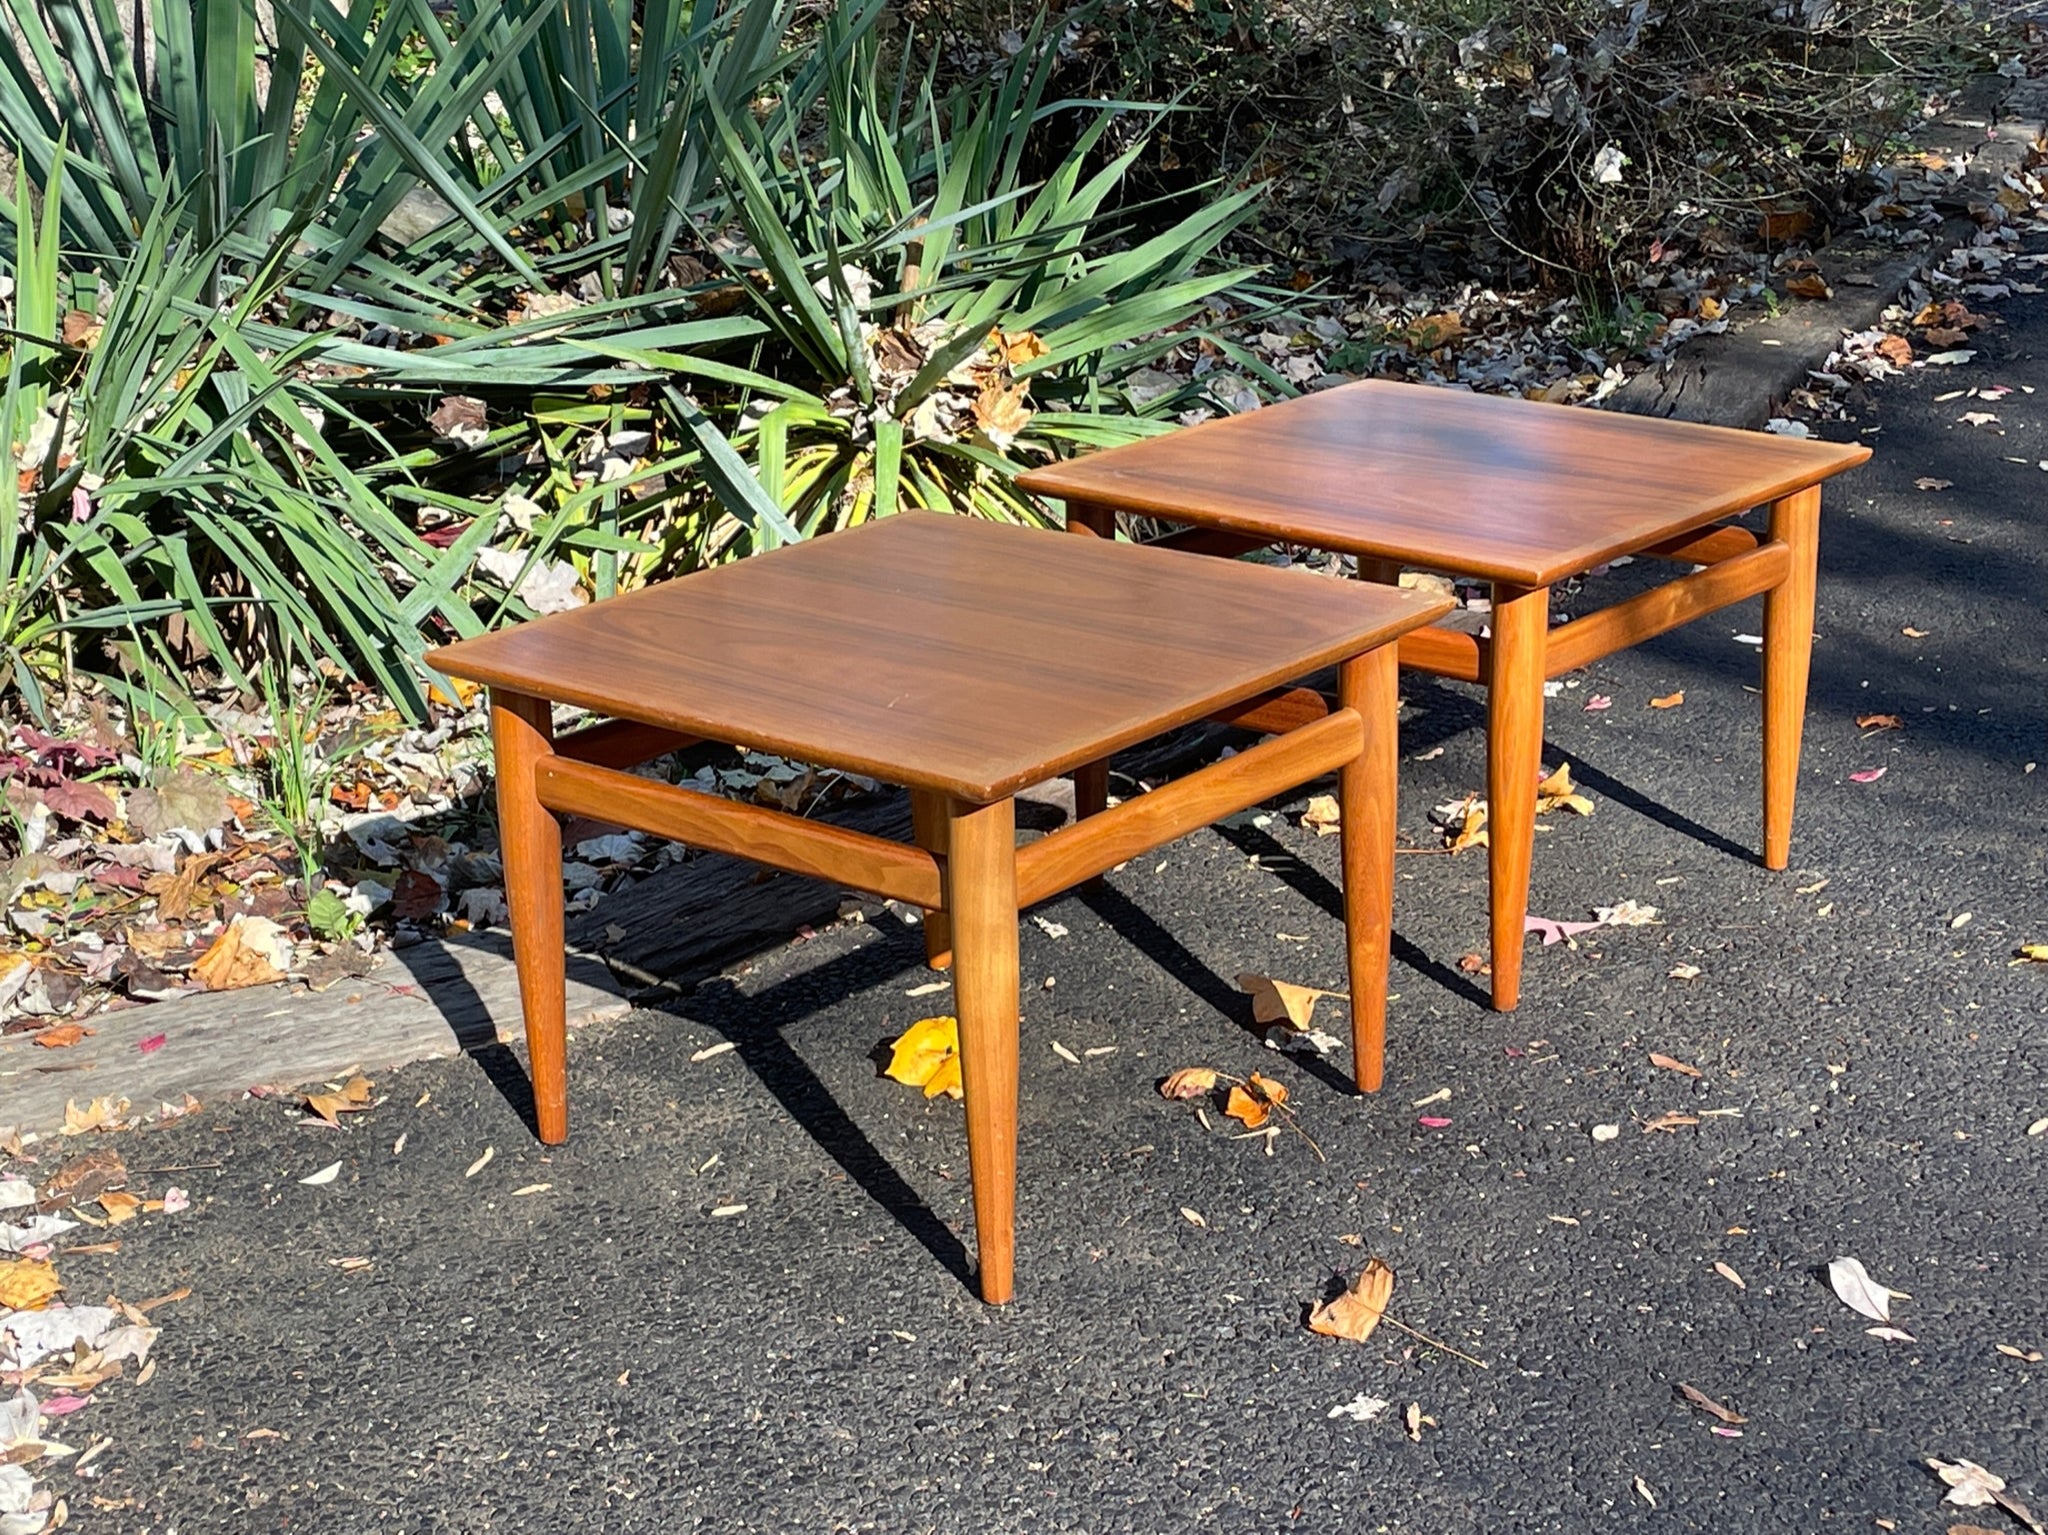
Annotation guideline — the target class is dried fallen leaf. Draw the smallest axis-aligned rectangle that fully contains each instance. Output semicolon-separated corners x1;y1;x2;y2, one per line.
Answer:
1180;1207;1207;1228
1867;1325;1917;1343
1715;1261;1747;1289
298;1161;343;1187
1404;1402;1429;1440
97;1191;141;1226
1590;1124;1621;1143
971;380;1033;446
191;915;292;991
1669;963;1702;981
1849;767;1888;784
304;1074;375;1127
1678;1383;1747;1425
1928;1459;2008;1510
1828;1256;1893;1322
1633;1475;1657;1508
1650;691;1685;709
0;1258;61;1310
1236;972;1334;1030
1309;1257;1395;1343
61;1096;132;1135
1327;1393;1390;1422
1643;1112;1700;1134
1223;1074;1289;1130
1784;273;1832;301
1649;1052;1702;1078
1915;476;1953;491
1995;1343;2043;1362
1445;798;1489;853
464;1146;495;1178
1050;1040;1080;1064
1299;794;1342;836
1160;1067;1221;1100
31;1024;93;1050
884;1016;962;1100
1596;899;1660;927
1404;311;1465;350
1535;762;1595;816
1857;713;1903;731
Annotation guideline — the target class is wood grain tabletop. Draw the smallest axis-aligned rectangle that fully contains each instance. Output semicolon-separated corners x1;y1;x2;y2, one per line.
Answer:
1016;379;1871;586
428;512;1451;801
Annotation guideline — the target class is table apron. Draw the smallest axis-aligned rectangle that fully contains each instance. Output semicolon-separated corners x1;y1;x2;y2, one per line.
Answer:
534;755;944;909
1542;538;1791;677
554;718;702;769
1015;706;1365;908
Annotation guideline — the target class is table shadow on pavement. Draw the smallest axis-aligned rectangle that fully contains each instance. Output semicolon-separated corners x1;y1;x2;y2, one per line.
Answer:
653;924;976;1289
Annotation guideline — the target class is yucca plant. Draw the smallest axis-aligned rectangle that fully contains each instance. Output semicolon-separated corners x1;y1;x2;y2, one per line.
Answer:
0;152;502;720
584;10;1264;542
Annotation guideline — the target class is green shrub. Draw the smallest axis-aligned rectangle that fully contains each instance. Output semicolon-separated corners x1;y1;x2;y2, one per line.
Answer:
924;0;1996;278
0;0;1263;720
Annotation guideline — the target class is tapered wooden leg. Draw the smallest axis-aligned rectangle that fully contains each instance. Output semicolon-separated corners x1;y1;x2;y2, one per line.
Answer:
1762;486;1821;870
1338;645;1399;1092
491;690;568;1144
946;795;1021;1305
908;789;953;970
1485;584;1550;1012
1355;557;1404;585
1065;500;1116;823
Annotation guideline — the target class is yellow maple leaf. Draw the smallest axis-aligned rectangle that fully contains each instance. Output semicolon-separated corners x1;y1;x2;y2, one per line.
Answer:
971;380;1033;447
885;1016;962;1099
1535;763;1595;817
0;1257;62;1311
997;329;1048;366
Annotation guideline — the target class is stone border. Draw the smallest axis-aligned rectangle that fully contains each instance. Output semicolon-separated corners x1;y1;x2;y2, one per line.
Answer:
1610;74;2042;427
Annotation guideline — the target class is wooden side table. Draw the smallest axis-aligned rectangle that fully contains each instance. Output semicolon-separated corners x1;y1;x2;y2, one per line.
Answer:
1019;380;1870;1011
427;514;1449;1303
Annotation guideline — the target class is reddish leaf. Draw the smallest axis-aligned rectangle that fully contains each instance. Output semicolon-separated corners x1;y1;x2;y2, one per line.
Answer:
39;777;116;823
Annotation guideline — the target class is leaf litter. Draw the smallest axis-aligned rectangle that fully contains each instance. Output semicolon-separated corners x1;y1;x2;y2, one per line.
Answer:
2;1118;188;1530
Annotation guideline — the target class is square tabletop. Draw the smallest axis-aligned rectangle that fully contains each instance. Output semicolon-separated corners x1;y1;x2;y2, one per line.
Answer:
1016;379;1871;588
427;512;1451;802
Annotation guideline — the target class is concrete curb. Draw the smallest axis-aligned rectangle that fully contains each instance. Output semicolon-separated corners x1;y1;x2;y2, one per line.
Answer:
1610;74;2042;428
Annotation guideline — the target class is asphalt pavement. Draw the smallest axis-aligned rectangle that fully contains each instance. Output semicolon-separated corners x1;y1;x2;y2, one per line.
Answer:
32;285;2048;1533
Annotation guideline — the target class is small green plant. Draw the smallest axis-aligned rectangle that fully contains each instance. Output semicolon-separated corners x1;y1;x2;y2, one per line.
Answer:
1570;290;1658;354
252;637;333;898
305;886;364;941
